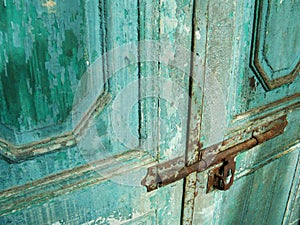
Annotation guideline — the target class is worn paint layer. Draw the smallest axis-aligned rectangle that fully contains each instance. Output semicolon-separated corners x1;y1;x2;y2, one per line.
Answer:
0;0;103;145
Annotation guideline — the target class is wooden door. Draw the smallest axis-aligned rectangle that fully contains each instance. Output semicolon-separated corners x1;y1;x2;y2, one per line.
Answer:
182;0;300;224
0;0;299;225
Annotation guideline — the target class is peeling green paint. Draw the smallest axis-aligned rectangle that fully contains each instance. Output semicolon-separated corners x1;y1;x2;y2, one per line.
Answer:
0;0;299;224
0;0;96;137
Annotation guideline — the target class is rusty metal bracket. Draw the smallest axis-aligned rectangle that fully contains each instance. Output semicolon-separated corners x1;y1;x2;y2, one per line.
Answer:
141;116;288;192
207;155;236;193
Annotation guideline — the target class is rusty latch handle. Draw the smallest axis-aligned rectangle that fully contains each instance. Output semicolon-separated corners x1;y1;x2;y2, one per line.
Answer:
141;116;287;192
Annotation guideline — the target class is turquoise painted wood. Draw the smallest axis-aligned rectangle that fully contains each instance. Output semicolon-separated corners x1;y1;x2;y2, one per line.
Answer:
188;0;300;224
0;0;299;225
0;0;98;143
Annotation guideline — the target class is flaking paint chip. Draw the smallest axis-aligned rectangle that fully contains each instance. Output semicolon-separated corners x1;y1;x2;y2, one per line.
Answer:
195;31;201;40
42;0;56;8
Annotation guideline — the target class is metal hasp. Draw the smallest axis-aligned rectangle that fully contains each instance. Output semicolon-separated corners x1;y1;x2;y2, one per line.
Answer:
141;116;288;192
207;155;236;193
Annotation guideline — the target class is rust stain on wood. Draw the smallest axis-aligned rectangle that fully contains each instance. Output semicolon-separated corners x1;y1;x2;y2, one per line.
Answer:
249;76;256;90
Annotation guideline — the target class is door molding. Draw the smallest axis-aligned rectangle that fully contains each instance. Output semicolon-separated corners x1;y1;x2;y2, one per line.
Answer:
0;93;111;163
0;149;154;217
250;0;300;90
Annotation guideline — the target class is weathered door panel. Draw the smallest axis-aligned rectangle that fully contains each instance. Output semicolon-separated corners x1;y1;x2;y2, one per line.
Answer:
0;0;104;144
0;0;193;224
0;170;184;224
0;0;299;224
186;0;300;224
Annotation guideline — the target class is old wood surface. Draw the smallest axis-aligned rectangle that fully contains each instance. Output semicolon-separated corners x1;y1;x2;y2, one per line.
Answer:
0;0;299;224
